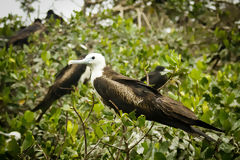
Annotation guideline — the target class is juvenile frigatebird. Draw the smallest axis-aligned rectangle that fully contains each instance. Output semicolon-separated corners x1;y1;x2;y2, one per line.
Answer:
7;18;44;47
68;53;223;142
32;55;90;122
140;66;168;90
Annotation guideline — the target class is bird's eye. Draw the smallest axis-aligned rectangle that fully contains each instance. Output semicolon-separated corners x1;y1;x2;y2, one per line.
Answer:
92;56;95;60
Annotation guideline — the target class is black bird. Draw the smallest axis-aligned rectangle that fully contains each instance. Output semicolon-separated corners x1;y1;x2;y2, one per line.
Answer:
68;53;223;142
140;66;168;89
45;10;64;24
32;55;90;122
7;18;44;46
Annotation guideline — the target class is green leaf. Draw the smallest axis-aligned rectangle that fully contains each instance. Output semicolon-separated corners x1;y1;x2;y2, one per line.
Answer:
41;50;51;66
226;93;235;105
95;126;104;138
6;139;20;156
93;103;104;114
189;68;201;81
202;101;209;113
71;121;79;138
121;113;132;126
219;143;235;153
211;85;221;94
168;91;178;100
232;119;240;131
137;115;145;127
23;110;34;123
62;104;71;111
159;141;170;153
154;152;166;160
128;111;136;120
21;130;34;152
219;110;228;126
67;120;73;134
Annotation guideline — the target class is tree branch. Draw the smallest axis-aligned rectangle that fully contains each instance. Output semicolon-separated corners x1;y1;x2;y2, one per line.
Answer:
158;72;174;91
141;11;153;31
116;137;124;160
72;106;88;160
84;94;95;123
129;122;155;151
36;143;49;160
100;141;125;152
86;139;101;157
122;126;130;160
57;111;68;159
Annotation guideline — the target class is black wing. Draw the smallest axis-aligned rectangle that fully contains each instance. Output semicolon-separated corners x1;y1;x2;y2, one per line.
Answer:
55;65;71;81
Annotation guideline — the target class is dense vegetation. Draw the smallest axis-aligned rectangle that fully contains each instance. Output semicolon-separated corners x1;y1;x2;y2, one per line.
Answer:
0;0;240;159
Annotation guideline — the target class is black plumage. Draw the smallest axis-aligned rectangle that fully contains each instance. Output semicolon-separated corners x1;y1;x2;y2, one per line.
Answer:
7;19;44;47
32;55;90;122
45;10;64;23
69;53;223;142
140;66;168;89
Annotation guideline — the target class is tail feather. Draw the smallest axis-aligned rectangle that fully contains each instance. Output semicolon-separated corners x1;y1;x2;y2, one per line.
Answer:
190;126;218;143
195;120;223;132
32;96;55;112
32;93;57;122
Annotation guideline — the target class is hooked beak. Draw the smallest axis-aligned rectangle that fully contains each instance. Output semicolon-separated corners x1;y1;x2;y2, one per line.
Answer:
68;59;90;65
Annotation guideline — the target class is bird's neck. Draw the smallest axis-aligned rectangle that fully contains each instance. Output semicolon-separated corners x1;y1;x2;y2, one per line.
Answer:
90;63;106;84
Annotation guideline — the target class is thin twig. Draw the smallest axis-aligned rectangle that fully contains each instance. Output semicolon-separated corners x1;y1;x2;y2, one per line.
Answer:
72;106;88;160
86;139;101;157
100;141;125;152
85;0;104;6
122;126;130;160
129;122;155;151
158;72;174;91
116;137;124;160
112;3;141;12
107;147;116;160
109;100;121;115
136;8;141;29
57;112;68;159
141;12;153;31
36;143;49;160
84;94;95;123
143;68;149;86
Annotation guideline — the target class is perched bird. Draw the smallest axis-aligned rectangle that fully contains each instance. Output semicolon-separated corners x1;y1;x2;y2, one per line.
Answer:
45;10;64;24
140;66;168;89
68;53;223;142
7;18;44;46
32;55;90;122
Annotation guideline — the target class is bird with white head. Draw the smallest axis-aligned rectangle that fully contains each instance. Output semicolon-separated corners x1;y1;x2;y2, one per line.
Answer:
68;53;223;142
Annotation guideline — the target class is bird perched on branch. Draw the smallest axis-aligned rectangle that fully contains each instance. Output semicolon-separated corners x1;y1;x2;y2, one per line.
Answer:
68;53;223;142
45;10;65;24
140;66;169;90
32;55;90;122
7;18;45;47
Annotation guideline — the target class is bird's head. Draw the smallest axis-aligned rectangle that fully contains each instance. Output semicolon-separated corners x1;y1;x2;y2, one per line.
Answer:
34;18;42;23
68;53;106;69
47;10;54;15
155;66;165;72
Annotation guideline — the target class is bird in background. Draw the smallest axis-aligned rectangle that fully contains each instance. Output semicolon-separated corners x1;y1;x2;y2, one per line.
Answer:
7;18;45;47
32;55;90;122
45;10;65;24
140;65;169;90
7;9;64;48
68;53;223;142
